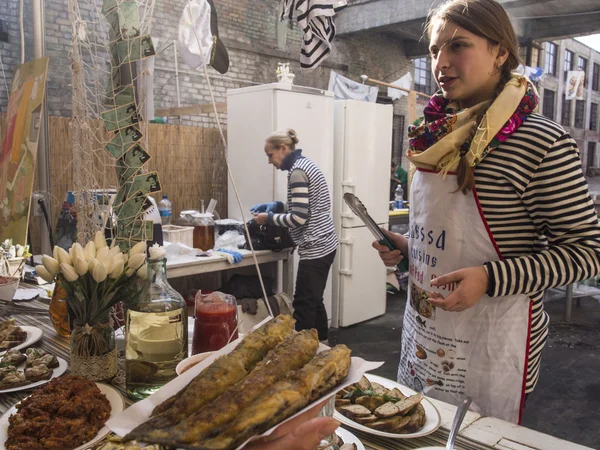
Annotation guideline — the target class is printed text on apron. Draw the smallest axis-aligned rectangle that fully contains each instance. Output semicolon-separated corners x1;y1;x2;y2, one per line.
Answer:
398;168;531;424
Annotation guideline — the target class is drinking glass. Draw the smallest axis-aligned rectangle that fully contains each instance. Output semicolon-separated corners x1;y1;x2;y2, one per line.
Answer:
316;396;340;450
192;291;238;355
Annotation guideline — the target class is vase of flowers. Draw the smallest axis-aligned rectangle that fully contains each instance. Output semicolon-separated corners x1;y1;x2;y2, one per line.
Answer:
36;232;148;381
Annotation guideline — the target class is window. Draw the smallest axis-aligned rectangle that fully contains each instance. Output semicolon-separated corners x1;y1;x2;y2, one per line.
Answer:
587;142;596;169
544;42;557;76
578;56;588;87
575;99;585;128
564;50;574;80
391;114;405;164
591;103;598;131
593;63;600;92
532;47;540;68
562;99;572;127
519;46;528;65
542;89;555;120
414;57;433;95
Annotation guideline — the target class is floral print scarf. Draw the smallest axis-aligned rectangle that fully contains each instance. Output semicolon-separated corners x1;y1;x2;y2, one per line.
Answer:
407;75;538;174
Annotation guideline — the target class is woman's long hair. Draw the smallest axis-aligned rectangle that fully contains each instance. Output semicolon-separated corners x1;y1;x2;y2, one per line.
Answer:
425;0;521;193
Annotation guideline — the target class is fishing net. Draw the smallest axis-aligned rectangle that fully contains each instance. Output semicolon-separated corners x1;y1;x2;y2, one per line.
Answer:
68;0;157;249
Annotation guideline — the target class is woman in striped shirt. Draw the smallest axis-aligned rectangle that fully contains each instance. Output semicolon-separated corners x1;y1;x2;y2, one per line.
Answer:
374;0;600;423
252;129;338;341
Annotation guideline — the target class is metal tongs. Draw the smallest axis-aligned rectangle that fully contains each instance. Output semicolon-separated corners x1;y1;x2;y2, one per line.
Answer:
0;300;48;317
343;193;408;271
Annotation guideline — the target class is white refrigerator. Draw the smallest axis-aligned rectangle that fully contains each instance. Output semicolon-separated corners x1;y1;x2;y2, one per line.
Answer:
226;83;335;319
331;100;393;327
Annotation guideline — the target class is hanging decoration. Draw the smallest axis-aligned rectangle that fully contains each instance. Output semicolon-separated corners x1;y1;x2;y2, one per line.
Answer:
281;0;348;71
178;0;230;74
100;0;160;251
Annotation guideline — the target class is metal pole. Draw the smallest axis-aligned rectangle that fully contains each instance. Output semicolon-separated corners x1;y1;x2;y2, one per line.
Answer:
32;0;52;255
565;284;573;322
174;40;180;107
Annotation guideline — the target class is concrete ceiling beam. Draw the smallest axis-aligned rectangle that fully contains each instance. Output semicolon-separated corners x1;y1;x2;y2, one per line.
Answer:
523;12;600;41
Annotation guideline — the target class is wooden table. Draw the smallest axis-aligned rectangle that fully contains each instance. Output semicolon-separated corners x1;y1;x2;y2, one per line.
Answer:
1;301;592;450
165;248;294;297
356;397;593;450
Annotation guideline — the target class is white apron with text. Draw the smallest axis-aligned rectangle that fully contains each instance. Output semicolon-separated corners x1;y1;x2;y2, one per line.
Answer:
398;169;531;424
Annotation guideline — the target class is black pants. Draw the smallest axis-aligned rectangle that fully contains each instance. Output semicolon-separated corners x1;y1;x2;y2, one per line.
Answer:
293;250;336;340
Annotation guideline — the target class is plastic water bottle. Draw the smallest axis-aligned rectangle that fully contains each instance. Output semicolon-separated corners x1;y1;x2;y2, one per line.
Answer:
158;195;172;225
394;185;404;210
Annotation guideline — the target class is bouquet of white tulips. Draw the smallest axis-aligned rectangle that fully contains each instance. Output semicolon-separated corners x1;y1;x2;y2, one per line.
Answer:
36;231;149;328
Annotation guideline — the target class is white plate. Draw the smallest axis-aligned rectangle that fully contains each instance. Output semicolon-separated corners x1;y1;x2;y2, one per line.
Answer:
337;427;365;450
0;356;68;394
0;382;125;450
333;374;441;439
176;351;215;375
0;326;43;357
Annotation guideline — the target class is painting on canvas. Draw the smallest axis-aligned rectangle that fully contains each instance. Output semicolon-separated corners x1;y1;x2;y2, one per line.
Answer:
0;57;49;245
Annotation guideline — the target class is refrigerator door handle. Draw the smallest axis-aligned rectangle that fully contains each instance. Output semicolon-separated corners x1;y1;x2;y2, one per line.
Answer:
341;181;356;222
338;238;354;276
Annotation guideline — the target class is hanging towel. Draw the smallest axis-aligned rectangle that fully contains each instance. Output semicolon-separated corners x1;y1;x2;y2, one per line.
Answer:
282;0;348;70
387;72;413;100
328;70;378;102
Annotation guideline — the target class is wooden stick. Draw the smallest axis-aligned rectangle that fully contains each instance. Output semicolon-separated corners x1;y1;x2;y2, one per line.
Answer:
156;102;227;117
364;76;431;99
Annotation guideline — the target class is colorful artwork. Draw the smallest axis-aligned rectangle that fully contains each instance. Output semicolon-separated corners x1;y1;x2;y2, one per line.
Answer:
100;102;139;131
102;2;158;250
106;2;141;40
105;125;142;158
565;71;585;100
0;57;49;246
115;143;150;183
117;35;155;64
105;84;135;107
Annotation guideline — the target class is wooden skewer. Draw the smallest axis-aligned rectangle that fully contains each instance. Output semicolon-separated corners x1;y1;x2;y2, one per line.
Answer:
361;75;431;99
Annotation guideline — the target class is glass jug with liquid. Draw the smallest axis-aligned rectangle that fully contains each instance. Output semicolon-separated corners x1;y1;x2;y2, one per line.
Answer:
192;212;215;251
192;291;238;355
176;210;197;226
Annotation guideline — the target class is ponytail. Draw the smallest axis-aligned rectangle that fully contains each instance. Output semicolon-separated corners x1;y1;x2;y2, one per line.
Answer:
265;129;299;150
456;141;475;194
456;65;513;194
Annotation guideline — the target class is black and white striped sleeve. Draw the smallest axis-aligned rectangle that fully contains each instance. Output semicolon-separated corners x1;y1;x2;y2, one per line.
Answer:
485;133;600;297
268;169;310;228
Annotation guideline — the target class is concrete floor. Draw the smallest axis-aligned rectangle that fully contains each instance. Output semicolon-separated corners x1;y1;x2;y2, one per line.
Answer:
329;288;600;449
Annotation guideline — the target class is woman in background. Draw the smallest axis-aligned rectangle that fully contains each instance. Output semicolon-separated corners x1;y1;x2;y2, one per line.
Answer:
253;129;338;341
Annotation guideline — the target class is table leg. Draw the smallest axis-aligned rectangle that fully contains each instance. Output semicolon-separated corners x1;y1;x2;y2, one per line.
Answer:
565;284;573;322
282;251;294;299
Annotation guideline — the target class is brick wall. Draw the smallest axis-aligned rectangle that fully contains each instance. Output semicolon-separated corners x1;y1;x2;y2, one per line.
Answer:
1;0;412;131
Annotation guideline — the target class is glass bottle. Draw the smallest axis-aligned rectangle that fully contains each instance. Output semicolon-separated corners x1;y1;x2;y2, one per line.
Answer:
49;279;70;337
125;257;188;400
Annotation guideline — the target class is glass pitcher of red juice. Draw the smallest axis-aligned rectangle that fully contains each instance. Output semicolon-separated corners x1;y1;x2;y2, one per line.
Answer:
192;291;239;355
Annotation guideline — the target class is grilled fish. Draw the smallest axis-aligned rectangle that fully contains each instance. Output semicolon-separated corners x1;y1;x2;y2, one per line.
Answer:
191;345;352;450
136;329;319;445
132;314;294;434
